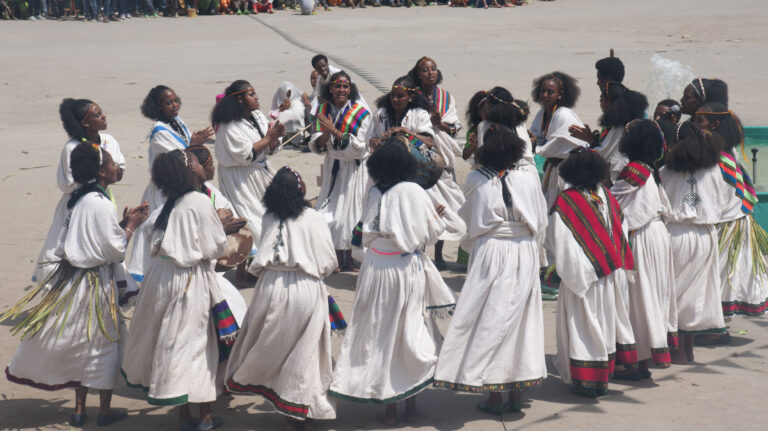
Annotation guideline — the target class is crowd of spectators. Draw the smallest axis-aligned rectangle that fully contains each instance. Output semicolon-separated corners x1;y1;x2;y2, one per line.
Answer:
0;0;538;20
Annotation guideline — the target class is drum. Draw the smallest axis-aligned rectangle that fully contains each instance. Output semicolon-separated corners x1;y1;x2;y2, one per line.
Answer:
404;136;445;190
216;225;254;270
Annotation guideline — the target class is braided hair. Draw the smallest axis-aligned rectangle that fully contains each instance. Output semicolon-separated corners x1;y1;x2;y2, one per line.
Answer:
59;98;95;142
152;150;199;231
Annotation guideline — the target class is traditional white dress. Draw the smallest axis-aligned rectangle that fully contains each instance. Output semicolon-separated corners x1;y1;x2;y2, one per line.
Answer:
370;106;466;241
715;151;768;317
8;191;128;391
121;192;230;405
215;111;276;246
269;81;307;140
329;182;456;402
423;86;466;242
139;117;192;211
547;186;631;391
531;107;588;209
125;186;247;325
33;134;126;282
309;100;372;251
596;127;628;183
226;209;337;420
433;167;547;392
611;162;674;365
661;165;726;334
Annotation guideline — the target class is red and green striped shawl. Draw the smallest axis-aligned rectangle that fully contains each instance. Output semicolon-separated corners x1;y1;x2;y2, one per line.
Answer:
416;86;451;117
617;161;653;187
314;102;370;137
552;186;634;278
719;151;758;214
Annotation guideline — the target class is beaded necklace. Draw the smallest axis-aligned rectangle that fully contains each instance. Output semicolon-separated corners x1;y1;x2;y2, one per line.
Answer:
541;104;558;138
168;117;189;145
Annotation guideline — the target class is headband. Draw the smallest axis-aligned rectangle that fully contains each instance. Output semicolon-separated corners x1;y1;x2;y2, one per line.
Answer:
418;56;436;68
229;87;252;97
81;103;98;123
488;92;512;105
392;85;416;92
545;74;564;89
330;77;351;86
283;166;303;190
692;78;706;102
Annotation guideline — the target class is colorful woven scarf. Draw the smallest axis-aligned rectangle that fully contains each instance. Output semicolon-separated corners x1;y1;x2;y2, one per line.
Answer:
719;152;757;214
432;87;450;117
552;186;634;277
617;161;653;188
328;295;347;332
211;300;239;362
314;103;370;137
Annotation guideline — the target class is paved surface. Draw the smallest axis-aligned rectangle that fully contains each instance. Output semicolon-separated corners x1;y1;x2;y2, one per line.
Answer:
1;1;767;429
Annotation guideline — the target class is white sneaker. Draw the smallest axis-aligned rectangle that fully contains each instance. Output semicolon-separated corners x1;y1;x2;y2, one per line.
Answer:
37;14;46;19
119;13;125;18
125;12;131;17
28;15;36;20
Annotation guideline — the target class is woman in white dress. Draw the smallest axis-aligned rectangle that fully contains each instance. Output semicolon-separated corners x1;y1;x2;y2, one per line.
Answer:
570;82;648;182
660;125;729;363
529;72;590;209
213;80;284;249
309;70;372;271
33;98;127;283
329;138;456;426
546;148;634;397
226;167;339;430
434;125;547;414
139;85;214;211
611;120;675;377
269;81;308;146
2;143;148;428
694;105;768;341
126;146;249;325
407;57;466;269
122;150;245;431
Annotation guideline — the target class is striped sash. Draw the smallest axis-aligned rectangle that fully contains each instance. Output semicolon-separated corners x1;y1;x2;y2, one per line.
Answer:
617;161;652;187
552;186;634;277
314;102;370;137
719;151;758;214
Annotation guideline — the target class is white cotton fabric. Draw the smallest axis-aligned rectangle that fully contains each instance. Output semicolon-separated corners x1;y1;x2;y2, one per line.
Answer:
139;117;192;211
126;187;246;325
661;165;726;332
10;192;128;390
546;186;625;382
612;174;676;360
33;134;126;282
215;111;276;244
269;81;306;136
596;127;628;182
370;106;466;242
226;209;338;420
531;107;588;209
309;100;372;250
330;182;455;402
121;192;228;404
434;168;547;391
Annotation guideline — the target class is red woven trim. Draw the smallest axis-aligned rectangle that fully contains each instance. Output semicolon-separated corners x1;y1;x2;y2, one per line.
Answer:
5;366;81;391
226;378;309;418
651;348;671;368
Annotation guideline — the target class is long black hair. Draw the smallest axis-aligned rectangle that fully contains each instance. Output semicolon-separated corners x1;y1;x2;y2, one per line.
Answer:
320;71;361;105
141;85;173;121
152;150;199;230
619;120;666;166
406;56;444;87
263;167;309;221
60;98;94;142
375;75;432;126
559;148;609;190
696;103;743;152
531;71;580;108
366;136;417;191
595;56;625;83
67;142;108;209
664;129;723;173
475;123;525;172
484;86;530;129
599;82;648;128
465;90;487;131
211;80;252;125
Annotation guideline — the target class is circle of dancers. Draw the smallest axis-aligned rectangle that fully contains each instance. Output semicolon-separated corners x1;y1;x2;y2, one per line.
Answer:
1;52;766;430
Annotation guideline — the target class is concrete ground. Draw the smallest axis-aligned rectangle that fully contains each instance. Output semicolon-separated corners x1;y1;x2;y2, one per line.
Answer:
1;0;767;429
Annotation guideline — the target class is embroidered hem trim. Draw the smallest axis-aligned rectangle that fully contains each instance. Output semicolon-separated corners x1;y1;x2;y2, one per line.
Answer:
5;366;81;391
667;332;679;351
226;378;310;419
433;377;543;393
678;327;728;335
722;298;768;317
328;378;433;404
570;358;610;390
121;369;189;406
651;348;671;368
615;343;639;369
